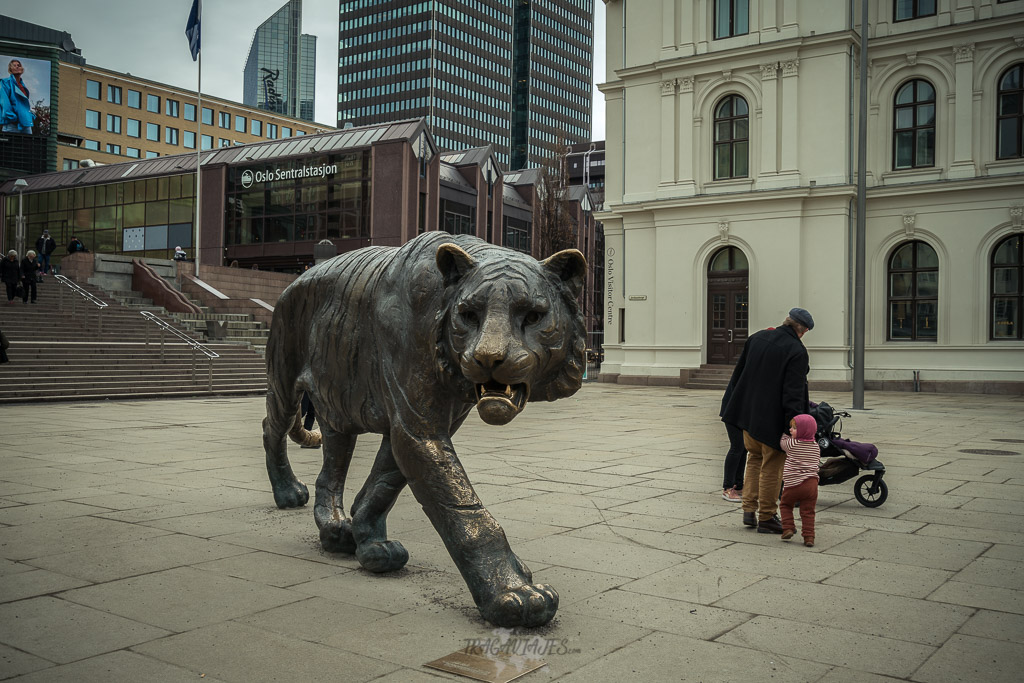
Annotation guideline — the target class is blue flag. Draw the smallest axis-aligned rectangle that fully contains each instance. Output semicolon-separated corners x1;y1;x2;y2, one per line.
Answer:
185;0;201;61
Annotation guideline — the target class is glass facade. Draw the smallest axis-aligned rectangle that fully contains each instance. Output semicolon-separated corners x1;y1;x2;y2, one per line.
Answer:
224;151;372;245
243;0;317;122
337;0;593;170
3;175;196;266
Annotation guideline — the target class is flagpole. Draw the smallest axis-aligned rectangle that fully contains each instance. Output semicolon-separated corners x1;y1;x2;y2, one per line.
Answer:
195;39;202;278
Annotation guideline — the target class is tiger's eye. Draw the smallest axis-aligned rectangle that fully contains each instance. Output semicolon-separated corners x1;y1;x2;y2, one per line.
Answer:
524;311;542;326
461;310;479;325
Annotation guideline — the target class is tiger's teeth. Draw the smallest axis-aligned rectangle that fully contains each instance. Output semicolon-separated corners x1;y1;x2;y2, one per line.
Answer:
504;385;512;397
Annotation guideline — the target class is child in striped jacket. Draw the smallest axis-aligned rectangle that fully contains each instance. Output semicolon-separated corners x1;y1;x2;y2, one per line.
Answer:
779;414;820;547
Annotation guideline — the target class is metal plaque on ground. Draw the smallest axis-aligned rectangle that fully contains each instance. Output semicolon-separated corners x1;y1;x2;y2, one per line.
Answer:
424;650;546;683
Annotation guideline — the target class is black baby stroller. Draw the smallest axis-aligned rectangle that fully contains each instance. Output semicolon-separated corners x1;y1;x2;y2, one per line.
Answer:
808;402;887;507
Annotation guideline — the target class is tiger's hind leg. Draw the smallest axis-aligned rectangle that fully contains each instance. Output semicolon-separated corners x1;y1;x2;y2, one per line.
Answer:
349;436;409;573
314;425;357;553
264;389;309;509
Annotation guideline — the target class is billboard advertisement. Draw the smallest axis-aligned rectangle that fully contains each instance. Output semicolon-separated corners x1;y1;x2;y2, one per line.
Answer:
0;54;52;136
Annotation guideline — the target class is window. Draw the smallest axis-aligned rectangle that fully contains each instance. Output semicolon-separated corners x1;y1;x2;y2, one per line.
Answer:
166;127;179;145
219;137;231;147
714;0;749;39
146;151;160;159
184;103;197;121
202;107;213;125
219;112;230;128
147;94;160;113
127;89;141;109
127;118;140;138
267;123;278;139
107;85;122;104
282;126;292;138
992;235;1023;339
893;80;935;169
894;0;937;22
713;95;749;180
146;123;160;141
85;110;100;129
997;64;1023;160
105;143;121;155
126;147;140;158
106;114;121;134
83;139;99;150
86;79;100;99
250;119;262;136
184;130;196;149
166;99;180;117
201;134;213;150
63;159;80;170
235;115;247;133
888;240;938;341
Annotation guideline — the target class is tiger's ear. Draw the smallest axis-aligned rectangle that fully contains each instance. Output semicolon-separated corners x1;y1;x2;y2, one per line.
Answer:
436;243;477;287
541;249;587;299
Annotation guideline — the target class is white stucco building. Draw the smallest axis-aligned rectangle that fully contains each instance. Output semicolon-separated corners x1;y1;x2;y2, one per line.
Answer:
597;0;1024;393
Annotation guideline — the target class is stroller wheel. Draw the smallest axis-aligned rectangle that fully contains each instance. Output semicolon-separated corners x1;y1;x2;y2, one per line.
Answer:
854;475;888;508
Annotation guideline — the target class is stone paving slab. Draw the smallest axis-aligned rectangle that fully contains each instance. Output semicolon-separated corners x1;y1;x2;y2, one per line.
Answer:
0;385;1023;681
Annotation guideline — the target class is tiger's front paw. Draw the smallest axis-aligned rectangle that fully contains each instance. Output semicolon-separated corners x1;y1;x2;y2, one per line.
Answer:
272;480;309;509
479;584;558;628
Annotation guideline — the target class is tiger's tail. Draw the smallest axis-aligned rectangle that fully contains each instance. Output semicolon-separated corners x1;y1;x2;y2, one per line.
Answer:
287;410;322;447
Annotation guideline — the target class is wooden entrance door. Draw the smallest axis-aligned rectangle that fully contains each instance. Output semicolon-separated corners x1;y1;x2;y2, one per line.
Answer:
707;247;749;365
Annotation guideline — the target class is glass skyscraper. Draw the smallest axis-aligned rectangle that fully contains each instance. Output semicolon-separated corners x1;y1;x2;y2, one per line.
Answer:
336;0;593;170
244;0;317;122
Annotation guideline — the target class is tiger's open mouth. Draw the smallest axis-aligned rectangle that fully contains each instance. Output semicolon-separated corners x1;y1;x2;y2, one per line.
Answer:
475;380;529;425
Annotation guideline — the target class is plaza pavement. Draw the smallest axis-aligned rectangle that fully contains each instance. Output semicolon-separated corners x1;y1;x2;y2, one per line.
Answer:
0;384;1022;682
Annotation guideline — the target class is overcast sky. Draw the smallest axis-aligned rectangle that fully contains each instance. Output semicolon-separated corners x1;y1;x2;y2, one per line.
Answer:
0;0;607;139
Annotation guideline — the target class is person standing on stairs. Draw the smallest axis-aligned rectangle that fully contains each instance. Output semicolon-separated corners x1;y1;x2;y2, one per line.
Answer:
2;250;20;305
20;250;39;304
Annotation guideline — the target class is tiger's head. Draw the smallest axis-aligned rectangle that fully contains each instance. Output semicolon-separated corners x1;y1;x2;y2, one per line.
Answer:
435;243;587;426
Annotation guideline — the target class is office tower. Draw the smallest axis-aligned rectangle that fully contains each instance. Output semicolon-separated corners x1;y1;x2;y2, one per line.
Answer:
244;0;317;122
337;1;594;169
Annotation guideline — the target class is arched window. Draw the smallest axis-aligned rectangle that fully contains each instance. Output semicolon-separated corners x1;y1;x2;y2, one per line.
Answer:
888;240;938;341
713;95;749;180
992;234;1023;340
997;64;1023;160
893;80;935;170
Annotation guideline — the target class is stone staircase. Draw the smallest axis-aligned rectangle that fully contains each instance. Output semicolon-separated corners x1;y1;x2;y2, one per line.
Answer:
0;276;268;403
682;364;734;390
104;289;270;353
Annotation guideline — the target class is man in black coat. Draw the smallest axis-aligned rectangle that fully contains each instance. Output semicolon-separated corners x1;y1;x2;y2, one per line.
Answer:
35;229;56;274
721;307;813;534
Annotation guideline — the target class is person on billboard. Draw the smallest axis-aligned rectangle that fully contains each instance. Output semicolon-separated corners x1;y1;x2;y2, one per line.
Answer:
0;59;35;134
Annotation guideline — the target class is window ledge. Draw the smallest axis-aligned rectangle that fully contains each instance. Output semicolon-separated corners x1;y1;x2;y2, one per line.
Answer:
705;177;754;194
984;158;1024;175
880;168;943;185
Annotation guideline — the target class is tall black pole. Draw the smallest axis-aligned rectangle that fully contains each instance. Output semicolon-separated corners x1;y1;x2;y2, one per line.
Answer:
853;0;868;409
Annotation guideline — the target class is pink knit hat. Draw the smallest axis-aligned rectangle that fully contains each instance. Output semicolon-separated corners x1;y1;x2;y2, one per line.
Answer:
792;414;818;441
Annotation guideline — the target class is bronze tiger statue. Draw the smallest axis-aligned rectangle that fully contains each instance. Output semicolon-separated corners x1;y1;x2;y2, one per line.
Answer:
262;231;586;627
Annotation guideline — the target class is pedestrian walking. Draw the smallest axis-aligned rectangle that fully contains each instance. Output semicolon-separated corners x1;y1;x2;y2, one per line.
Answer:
721;307;814;534
2;250;20;305
35;229;56;274
20;250;39;304
720;377;746;502
779;414;820;547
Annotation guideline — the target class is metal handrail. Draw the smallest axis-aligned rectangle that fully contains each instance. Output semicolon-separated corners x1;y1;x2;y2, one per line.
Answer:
54;275;109;308
54;274;108;333
141;310;220;390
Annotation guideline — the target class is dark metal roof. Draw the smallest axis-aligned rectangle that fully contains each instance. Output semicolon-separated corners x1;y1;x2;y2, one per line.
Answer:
439;163;473;189
0;119;434;194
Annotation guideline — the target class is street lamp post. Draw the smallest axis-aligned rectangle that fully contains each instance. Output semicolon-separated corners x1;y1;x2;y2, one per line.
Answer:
13;178;28;258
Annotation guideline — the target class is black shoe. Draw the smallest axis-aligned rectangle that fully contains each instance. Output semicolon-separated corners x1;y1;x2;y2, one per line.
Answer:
757;516;784;534
742;511;756;528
